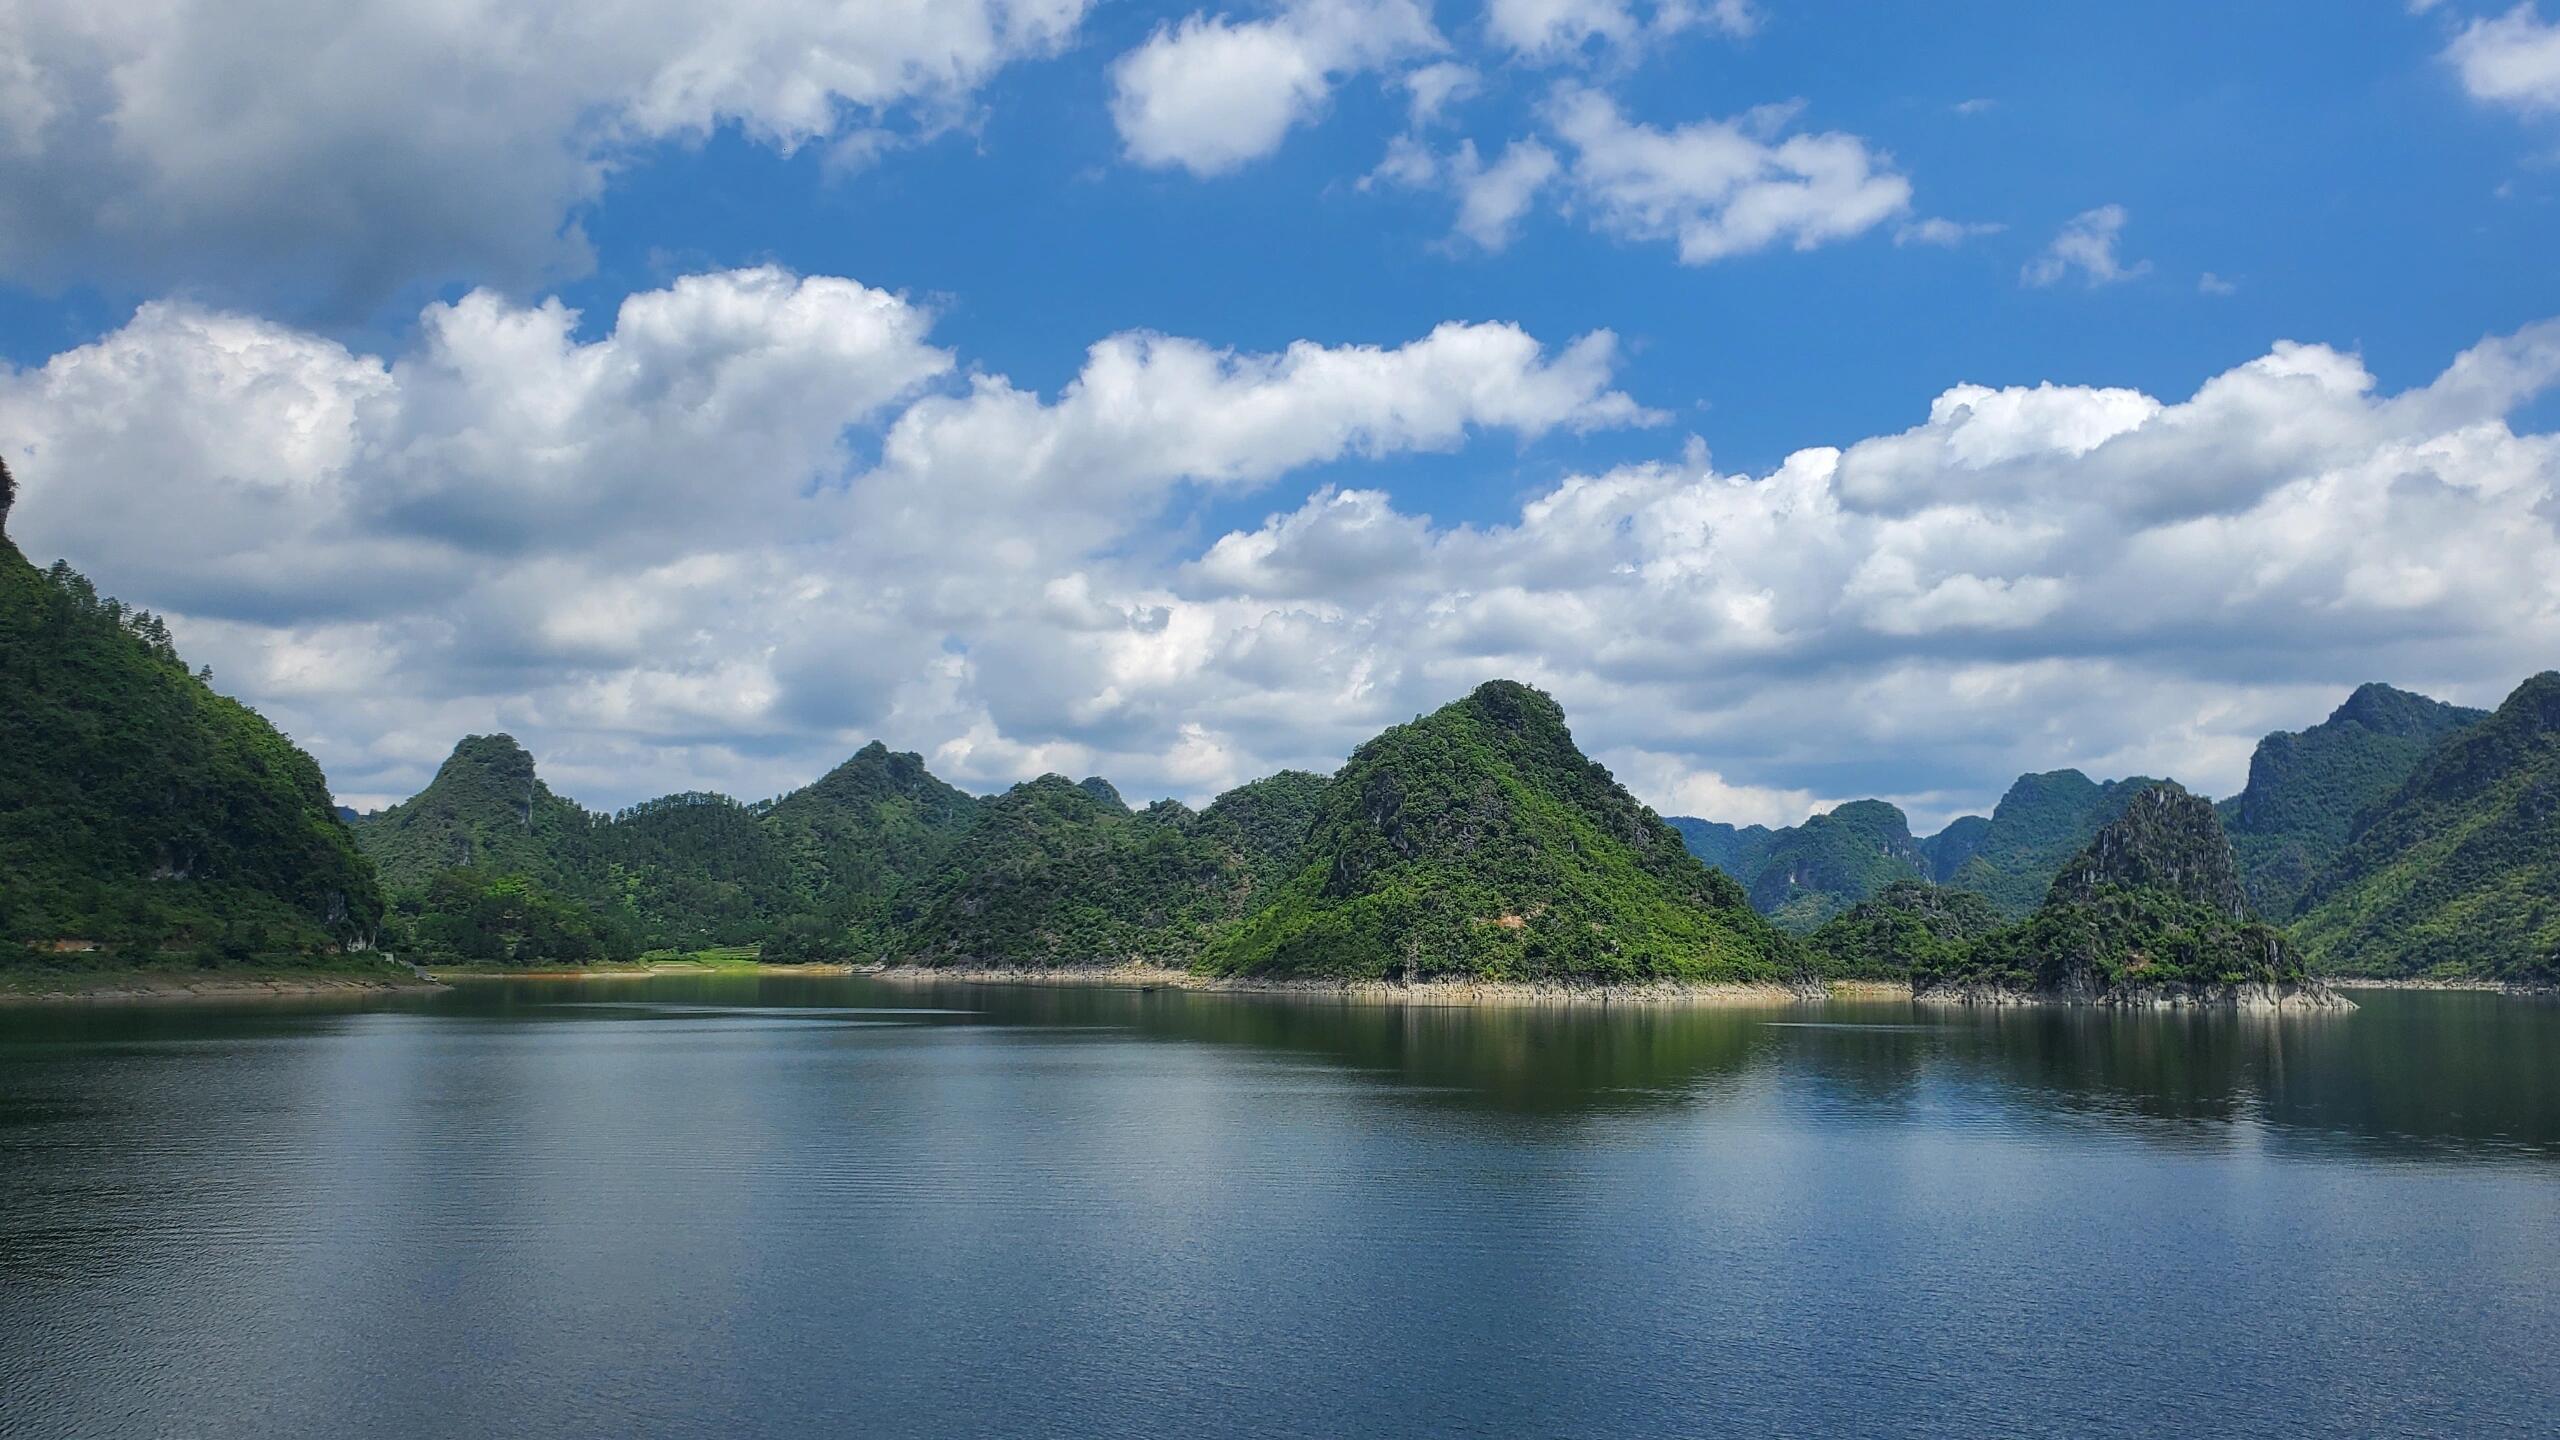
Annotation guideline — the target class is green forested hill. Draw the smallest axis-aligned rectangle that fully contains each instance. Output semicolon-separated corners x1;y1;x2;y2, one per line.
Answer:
1744;799;1929;932
358;734;606;894
761;741;983;912
598;793;800;951
1806;881;2004;980
0;494;381;958
1940;770;2165;917
1199;681;1799;984
1667;816;1777;882
857;777;1256;967
2292;673;2560;984
2217;683;2485;917
1201;769;1332;893
1917;783;2316;1000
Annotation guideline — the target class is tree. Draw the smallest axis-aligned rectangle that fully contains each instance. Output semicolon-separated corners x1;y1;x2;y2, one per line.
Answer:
0;454;14;533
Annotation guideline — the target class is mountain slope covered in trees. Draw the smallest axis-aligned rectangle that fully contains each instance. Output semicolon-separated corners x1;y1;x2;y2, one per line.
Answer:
0;465;381;961
1198;682;1800;984
2292;673;2560;984
1914;783;2337;1006
2217;683;2485;918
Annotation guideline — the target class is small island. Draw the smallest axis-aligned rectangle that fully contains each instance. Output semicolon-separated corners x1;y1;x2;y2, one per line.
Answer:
1910;783;2349;1011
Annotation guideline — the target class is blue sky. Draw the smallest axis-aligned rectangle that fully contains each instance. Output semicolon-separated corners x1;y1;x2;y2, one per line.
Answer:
4;0;2559;828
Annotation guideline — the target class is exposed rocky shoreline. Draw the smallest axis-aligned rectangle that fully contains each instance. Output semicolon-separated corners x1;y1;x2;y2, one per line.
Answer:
1913;977;2354;1011
0;972;448;1005
866;964;1822;1006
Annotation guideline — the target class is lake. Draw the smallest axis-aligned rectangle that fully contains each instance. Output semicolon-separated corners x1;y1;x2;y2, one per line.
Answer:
2;979;2555;1438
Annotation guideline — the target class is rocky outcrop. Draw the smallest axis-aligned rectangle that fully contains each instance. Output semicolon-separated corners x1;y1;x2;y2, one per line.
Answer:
1913;782;2351;1011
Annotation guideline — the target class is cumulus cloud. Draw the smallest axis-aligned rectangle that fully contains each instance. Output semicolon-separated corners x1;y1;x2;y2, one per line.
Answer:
1109;0;1441;175
0;268;1655;805
1486;0;1757;61
0;0;1087;311
1895;217;2003;248
7;270;2557;829
2446;4;2560;116
2021;204;2148;287
1548;89;1912;263
1374;86;1912;261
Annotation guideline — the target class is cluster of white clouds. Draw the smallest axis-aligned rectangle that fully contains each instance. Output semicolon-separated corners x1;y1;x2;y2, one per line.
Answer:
0;0;1088;306
7;267;2556;829
2446;3;2560;116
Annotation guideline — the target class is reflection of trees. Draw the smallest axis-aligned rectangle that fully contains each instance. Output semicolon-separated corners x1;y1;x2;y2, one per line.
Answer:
1930;994;2560;1161
925;981;2560;1160
909;981;1800;1116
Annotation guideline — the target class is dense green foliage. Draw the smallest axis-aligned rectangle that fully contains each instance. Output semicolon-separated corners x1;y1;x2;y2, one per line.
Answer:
1921;815;1990;882
1939;770;2164;917
2292;673;2560;984
1744;799;1929;931
358;734;607;895
760;742;983;911
597;793;799;951
2217;683;2485;917
0;533;380;959
389;868;633;965
1915;783;2309;995
856;778;1256;966
1201;769;1332;895
1806;881;2004;979
1199;682;1800;983
358;733;988;962
1667;817;1776;882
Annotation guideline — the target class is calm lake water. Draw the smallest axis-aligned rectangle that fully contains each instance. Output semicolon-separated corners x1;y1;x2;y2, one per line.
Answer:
2;980;2556;1439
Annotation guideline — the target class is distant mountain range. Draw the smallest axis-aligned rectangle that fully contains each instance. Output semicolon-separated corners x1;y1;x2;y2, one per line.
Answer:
5;461;2552;988
1668;683;2495;940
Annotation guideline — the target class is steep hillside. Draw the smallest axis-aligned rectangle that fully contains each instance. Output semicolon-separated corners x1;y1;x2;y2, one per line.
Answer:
2218;683;2485;917
1942;770;2164;917
858;778;1253;967
1917;783;2337;1007
2292;673;2560;984
0;499;380;957
1668;817;1777;883
356;734;604;895
1199;681;1800;984
762;741;982;913
1201;769;1333;896
597;793;800;950
1744;799;1929;931
1806;881;2004;980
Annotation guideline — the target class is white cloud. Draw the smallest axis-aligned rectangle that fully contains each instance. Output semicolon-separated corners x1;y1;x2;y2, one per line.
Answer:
1895;217;2003;247
2021;204;2148;288
2199;272;2238;296
8;272;2557;830
1402;62;1482;126
1109;0;1441;176
0;0;1087;309
1548;89;1912;263
2447;4;2560;116
1486;0;1756;62
1452;139;1563;249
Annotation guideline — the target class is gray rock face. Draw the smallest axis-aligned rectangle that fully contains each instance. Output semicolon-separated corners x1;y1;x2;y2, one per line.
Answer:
2047;782;2250;919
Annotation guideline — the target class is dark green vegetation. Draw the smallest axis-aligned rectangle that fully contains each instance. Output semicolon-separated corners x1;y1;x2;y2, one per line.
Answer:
355;734;987;964
854;779;1256;967
1935;771;2167;917
1198;682;1799;984
2218;684;2486;918
1671;770;2159;929
1742;800;1928;931
2293;673;2560;985
1913;783;2320;1002
0;503;381;964
1806;881;2003;980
